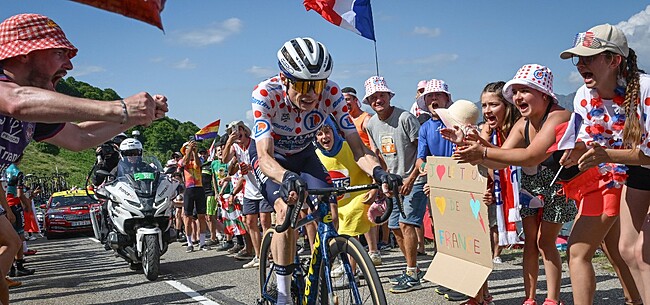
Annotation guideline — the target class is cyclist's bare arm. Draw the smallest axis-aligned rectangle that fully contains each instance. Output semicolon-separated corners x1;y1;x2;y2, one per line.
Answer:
345;131;383;176
256;137;288;184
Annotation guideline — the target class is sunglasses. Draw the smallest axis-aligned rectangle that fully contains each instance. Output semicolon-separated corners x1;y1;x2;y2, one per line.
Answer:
288;78;327;95
571;53;610;66
122;150;141;157
571;31;624;55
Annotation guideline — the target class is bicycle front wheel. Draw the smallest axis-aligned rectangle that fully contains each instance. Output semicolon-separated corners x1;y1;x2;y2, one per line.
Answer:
258;228;301;305
319;235;387;305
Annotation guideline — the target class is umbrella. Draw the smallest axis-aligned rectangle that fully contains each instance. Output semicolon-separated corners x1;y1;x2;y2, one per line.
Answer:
70;0;166;30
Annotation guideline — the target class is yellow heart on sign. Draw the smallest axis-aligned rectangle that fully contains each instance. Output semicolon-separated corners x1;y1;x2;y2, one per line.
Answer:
434;197;446;216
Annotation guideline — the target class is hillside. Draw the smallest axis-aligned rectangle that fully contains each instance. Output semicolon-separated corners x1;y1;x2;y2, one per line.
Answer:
17;77;207;189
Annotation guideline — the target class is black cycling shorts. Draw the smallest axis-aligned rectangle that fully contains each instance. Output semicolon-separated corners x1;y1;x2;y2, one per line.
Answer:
183;187;207;216
249;141;334;206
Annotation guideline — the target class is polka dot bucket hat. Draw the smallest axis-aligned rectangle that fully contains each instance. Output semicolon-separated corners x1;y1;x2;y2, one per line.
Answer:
503;64;557;103
362;76;395;105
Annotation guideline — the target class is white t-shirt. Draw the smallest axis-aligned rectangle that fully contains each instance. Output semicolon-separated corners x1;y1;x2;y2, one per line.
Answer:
232;141;263;200
573;74;650;168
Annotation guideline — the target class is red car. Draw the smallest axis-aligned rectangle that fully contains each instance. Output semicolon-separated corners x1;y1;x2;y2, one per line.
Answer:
43;190;100;239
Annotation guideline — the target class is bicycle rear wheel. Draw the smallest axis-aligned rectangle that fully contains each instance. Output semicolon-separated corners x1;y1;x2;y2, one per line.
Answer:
258;229;301;305
319;235;387;305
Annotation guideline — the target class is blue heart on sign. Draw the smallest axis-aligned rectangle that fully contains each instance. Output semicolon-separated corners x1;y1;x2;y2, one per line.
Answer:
469;197;480;219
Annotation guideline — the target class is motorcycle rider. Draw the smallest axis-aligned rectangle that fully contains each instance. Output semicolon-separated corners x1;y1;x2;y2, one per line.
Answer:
91;133;127;187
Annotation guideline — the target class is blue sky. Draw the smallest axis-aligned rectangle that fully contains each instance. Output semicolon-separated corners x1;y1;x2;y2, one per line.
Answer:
3;1;650;130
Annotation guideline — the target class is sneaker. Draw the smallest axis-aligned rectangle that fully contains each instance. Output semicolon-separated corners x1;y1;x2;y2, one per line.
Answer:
5;277;21;288
227;243;244;254
369;252;382;266
26;235;37;241
378;242;391;251
389;274;422;293
199;244;211;251
332;273;360;290
205;239;218;247
16;267;35;277
542;298;564;305
330;264;344;278
417;251;427;256
243;257;260;269
522;299;537;305
23;249;37;256
460;298;485;305
234;250;254;260
216;241;234;251
444;290;469;301
186;245;194;253
492;256;503;264
434;286;451;295
417;269;426;283
388;272;408;285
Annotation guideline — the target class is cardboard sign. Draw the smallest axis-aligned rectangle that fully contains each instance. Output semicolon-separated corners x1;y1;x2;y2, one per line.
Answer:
424;157;492;297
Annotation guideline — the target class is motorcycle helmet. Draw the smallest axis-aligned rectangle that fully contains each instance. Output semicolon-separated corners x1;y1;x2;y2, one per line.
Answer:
277;37;332;80
111;132;128;145
119;138;143;157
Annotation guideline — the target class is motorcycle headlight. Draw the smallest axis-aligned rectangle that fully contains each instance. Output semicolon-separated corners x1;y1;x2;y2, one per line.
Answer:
125;199;141;208
154;197;168;209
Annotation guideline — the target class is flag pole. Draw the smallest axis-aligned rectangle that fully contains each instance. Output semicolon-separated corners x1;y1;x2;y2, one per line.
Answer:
373;40;380;76
549;149;572;186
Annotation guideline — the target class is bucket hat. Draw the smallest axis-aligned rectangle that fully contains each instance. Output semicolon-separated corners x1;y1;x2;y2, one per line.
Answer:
416;79;452;110
435;99;479;129
0;13;77;61
226;120;252;137
503;64;557;103
362;76;395;105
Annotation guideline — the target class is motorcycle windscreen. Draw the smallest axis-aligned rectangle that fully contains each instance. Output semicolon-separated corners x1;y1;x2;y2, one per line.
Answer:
116;156;159;197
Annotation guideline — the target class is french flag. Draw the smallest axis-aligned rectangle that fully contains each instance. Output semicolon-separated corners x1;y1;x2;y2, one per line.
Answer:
304;0;376;41
547;113;584;153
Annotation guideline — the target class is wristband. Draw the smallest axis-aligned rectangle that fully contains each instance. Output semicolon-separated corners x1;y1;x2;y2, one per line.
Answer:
119;100;128;124
482;147;488;160
420;162;427;171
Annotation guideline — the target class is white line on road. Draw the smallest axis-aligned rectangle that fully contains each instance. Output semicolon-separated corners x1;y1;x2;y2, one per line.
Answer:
89;237;100;243
165;280;222;305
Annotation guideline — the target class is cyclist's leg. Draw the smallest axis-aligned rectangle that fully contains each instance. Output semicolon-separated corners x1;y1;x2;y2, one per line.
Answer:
250;143;296;305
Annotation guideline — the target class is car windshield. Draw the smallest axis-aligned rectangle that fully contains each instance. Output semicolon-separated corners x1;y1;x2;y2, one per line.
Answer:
50;196;93;208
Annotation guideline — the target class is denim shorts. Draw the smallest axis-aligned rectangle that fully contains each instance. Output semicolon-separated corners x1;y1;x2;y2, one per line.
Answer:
388;183;428;229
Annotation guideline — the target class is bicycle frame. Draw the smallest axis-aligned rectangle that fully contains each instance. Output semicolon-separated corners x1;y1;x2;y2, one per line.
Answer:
260;195;363;305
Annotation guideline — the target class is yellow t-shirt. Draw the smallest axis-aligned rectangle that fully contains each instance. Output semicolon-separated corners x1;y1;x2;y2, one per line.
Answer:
316;141;374;236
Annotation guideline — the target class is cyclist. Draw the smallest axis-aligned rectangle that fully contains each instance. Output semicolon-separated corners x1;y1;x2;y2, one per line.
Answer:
249;37;402;305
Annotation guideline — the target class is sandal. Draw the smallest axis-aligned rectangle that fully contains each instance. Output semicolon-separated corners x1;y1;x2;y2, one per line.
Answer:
541;298;564;305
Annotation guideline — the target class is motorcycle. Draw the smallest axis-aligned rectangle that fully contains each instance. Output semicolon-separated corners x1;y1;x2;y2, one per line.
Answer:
89;154;178;281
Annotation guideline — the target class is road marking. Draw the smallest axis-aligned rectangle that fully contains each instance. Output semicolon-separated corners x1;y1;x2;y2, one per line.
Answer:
89;237;100;243
165;280;222;305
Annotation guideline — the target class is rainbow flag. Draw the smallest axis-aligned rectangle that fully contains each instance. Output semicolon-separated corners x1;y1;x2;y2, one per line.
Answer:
195;119;220;140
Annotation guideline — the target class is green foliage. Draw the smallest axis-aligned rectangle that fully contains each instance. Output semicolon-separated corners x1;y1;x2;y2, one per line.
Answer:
20;77;204;188
32;142;60;155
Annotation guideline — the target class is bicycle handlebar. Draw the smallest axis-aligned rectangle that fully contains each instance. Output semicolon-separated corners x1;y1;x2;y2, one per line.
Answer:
274;183;402;233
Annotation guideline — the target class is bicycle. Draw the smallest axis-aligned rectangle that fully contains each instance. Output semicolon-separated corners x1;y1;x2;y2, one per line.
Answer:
258;183;404;305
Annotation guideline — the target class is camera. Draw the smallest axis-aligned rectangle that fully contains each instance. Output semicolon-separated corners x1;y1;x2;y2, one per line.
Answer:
98;143;115;156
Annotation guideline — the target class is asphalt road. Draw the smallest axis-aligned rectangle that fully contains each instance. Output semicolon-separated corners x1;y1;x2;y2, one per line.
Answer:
8;234;627;305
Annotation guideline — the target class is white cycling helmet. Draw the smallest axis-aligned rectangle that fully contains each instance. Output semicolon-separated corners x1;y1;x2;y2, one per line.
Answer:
119;138;143;157
277;37;332;80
